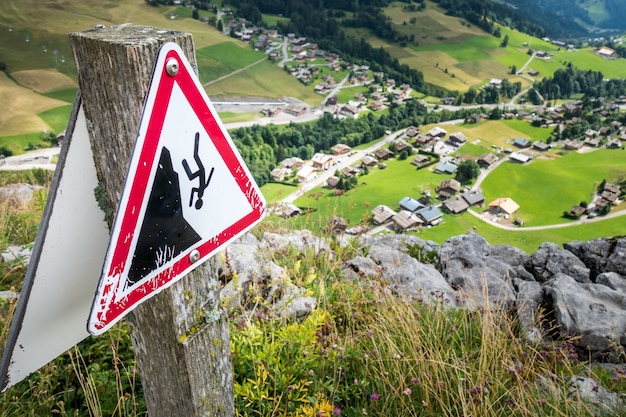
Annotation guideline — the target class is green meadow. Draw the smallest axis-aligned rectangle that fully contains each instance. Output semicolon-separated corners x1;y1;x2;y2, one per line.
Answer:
197;42;267;83
481;148;626;225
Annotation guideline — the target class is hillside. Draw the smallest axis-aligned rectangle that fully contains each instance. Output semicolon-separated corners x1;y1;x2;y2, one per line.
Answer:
528;0;626;33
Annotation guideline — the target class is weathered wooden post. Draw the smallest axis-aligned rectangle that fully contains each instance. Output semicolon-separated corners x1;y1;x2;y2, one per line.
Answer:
70;24;234;416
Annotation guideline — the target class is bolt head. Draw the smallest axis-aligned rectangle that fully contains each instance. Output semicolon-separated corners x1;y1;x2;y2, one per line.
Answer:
166;58;179;76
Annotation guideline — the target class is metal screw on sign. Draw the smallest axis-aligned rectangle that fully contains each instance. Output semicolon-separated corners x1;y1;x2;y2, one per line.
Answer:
166;58;179;76
189;249;200;263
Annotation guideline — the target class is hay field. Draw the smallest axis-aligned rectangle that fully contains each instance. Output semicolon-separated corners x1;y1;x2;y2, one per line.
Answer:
0;72;67;135
11;69;77;94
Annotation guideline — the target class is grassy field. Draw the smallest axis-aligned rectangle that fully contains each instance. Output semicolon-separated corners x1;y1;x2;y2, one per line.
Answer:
197;42;267;84
481;148;626;225
204;60;322;105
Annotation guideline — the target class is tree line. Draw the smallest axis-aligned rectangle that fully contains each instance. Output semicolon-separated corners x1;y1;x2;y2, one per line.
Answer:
532;64;626;100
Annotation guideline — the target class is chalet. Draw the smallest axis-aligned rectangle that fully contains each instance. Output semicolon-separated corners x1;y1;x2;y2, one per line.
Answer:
596;46;619;59
441;97;456;105
331;143;351;155
311;153;333;170
340;105;359;119
415;206;443;226
369;101;384;111
374;147;394;160
270;167;291;181
488;198;520;216
280;157;304;169
442;196;469;214
428;126;447;138
270;203;301;218
372;205;396;224
536;50;549;58
477;153;498;168
412;154;430;168
340;166;359;178
448;132;467;147
398;196;424;213
254;34;269;50
532;141;550;151
360;156;378;168
509;152;531;164
584;137;601;147
284;104;307;116
563;140;584;150
461;190;485;206
513;138;531;148
297;166;316;182
414;134;434;148
325;176;340;189
327;216;348;234
393;139;411;153
527;69;539;76
607;139;621;149
406;126;420;137
392;210;422;231
436;178;461;199
262;106;282;117
434;160;458;174
569;205;586;217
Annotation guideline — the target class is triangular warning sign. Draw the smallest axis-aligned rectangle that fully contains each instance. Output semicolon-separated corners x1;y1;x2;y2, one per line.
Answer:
88;42;266;335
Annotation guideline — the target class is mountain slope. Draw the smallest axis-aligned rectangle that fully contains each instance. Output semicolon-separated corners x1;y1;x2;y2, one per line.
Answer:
527;0;626;32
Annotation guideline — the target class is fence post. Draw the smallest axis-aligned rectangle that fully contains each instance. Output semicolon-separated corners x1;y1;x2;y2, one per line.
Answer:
70;23;234;416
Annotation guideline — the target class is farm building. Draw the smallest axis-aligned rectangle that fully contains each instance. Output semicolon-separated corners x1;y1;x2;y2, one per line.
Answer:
360;156;377;168
434;160;458;174
398;196;424;213
428;126;447;138
513;138;530;148
415;206;443;226
477;153;498;168
436;178;461;199
488;198;520;216
448;132;467;147
461;190;485;206
509;152;531;164
442;196;469;214
374;147;394;160
412;154;430;168
392;210;423;231
372;205;396;224
325;176;340;188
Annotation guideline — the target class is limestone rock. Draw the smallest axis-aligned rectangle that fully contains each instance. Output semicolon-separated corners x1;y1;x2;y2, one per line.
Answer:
525;242;590;283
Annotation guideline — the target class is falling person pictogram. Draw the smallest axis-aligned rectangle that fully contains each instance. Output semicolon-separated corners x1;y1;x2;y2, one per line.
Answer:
182;132;214;210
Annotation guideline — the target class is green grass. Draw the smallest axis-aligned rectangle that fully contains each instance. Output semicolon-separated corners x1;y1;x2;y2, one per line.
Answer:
41;88;77;103
261;182;300;204
480;148;626;226
38;105;72;133
292;158;448;226
335;85;370;104
0;132;53;155
197;41;267;83
205;60;322;105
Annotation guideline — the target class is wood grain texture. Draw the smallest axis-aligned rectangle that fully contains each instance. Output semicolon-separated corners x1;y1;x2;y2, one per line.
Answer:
70;24;234;417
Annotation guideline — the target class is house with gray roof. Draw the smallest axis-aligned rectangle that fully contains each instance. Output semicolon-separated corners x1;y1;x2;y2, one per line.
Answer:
398;197;424;213
415;206;443;225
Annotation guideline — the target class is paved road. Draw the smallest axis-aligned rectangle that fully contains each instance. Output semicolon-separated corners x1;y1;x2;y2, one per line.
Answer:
0;147;61;171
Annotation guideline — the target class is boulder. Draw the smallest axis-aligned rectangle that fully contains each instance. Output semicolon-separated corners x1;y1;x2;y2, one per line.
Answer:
565;237;626;279
513;279;543;343
438;233;517;309
0;183;43;205
525;242;590;283
363;244;458;307
543;274;626;352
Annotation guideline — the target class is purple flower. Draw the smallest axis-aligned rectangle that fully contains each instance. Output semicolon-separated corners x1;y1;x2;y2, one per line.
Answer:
333;407;342;415
539;398;547;405
403;387;412;395
411;377;419;385
371;393;380;401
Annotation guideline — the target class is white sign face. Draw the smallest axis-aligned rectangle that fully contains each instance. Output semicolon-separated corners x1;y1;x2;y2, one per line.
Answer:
87;42;266;335
0;102;110;391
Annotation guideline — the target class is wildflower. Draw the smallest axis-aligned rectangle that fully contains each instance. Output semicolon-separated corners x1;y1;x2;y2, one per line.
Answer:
404;387;412;395
539;398;547;405
333;407;342;415
568;352;579;360
309;369;315;376
393;354;402;360
371;393;380;401
303;350;308;357
390;386;396;392
354;378;359;385
411;377;419;385
366;329;375;336
361;408;368;415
